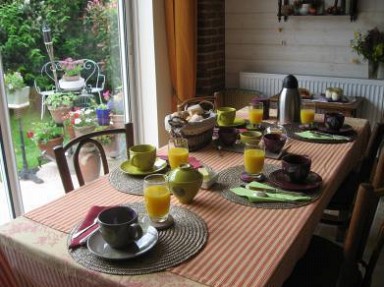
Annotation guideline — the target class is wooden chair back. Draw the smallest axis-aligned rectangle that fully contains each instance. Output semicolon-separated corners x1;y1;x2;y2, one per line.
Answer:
54;123;134;193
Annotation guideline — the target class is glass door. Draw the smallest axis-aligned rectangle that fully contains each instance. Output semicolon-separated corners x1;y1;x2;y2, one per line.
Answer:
0;0;132;222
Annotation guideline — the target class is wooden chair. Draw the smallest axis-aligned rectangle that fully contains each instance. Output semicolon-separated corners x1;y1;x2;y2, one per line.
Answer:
321;122;384;241
213;88;266;110
53;123;134;193
283;183;382;287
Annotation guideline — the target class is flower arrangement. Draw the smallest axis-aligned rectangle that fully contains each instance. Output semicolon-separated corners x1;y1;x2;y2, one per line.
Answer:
351;27;384;63
64;108;97;128
104;90;124;114
4;71;25;92
59;57;84;76
27;121;63;145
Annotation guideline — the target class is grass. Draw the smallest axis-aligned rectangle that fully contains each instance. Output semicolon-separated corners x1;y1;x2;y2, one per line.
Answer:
10;107;51;170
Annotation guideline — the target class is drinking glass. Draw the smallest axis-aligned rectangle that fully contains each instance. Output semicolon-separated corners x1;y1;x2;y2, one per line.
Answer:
300;102;316;128
143;174;171;223
168;137;189;169
243;141;265;176
248;102;264;130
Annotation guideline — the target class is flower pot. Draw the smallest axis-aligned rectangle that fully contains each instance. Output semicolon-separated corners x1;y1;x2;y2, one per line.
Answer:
79;147;101;183
111;114;125;128
102;134;124;159
7;86;30;106
74;125;96;138
62;74;80;81
96;109;111;126
48;106;72;124
37;136;64;159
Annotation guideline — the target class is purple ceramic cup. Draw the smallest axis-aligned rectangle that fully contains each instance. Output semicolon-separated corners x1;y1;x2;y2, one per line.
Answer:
282;154;311;183
324;112;345;131
263;133;287;154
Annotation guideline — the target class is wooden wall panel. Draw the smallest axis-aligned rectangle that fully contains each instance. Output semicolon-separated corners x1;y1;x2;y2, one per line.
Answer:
225;0;384;87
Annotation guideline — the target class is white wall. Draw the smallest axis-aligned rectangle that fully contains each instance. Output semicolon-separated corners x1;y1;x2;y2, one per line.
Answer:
225;0;384;87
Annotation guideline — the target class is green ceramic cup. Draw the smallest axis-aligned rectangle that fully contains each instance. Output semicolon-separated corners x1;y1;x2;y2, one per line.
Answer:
129;144;156;171
217;107;236;126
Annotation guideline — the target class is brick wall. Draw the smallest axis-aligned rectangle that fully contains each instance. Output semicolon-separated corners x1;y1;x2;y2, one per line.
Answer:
196;0;225;96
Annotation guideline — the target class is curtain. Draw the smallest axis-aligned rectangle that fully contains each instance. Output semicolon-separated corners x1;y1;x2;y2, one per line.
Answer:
164;0;197;111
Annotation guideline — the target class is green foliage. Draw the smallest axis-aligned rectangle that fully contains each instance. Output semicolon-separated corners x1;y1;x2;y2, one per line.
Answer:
351;27;384;63
4;71;25;92
45;92;76;109
28;121;63;145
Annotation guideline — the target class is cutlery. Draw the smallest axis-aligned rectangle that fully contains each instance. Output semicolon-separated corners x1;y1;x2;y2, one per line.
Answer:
79;226;100;244
241;184;305;197
72;218;98;239
310;131;350;141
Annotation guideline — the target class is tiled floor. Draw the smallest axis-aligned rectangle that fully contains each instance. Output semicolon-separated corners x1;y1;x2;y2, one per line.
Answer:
1;161;384;286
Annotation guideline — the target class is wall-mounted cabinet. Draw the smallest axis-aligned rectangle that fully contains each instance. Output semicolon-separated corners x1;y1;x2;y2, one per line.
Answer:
277;0;358;22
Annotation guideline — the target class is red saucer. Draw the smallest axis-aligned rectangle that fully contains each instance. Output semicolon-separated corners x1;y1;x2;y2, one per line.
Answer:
268;169;322;191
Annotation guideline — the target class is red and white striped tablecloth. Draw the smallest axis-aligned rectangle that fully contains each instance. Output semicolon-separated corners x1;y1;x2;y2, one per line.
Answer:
0;114;370;287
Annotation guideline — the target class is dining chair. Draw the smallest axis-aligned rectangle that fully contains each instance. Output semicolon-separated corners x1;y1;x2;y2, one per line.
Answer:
213;88;265;110
321;122;384;241
53;123;134;193
283;183;382;287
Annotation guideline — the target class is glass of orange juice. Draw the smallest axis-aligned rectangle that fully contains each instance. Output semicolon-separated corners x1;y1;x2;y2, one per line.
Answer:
248;102;264;130
300;102;316;128
144;174;171;223
168;137;189;169
244;142;265;177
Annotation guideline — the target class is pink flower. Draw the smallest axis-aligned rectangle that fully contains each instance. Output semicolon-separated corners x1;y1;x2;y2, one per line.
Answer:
103;90;111;101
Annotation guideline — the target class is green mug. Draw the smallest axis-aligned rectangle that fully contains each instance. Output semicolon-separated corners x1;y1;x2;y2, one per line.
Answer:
217;107;236;126
129;144;156;171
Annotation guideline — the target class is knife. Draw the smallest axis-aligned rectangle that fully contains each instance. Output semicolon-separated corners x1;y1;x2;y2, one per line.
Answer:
241;184;306;197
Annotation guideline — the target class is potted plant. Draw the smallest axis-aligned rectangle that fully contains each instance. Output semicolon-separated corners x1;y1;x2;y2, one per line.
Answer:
95;103;111;126
45;92;76;124
104;90;125;128
351;27;384;79
71;108;98;137
59;58;84;81
27;121;64;159
4;71;30;106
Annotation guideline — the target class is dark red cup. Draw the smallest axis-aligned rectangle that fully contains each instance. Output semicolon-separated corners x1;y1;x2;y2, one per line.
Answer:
218;127;238;146
282;154;311;183
263;133;287;154
324;112;345;131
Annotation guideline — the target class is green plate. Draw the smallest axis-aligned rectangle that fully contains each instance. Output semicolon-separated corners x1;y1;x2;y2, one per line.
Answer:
120;158;167;176
217;118;246;128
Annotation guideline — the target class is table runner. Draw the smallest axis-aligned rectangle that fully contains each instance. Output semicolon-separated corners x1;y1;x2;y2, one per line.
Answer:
21;115;370;287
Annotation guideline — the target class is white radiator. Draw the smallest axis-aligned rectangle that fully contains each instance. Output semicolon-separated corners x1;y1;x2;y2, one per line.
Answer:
239;72;384;125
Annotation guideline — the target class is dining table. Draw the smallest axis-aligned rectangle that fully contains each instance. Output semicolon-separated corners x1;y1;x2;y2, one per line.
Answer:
0;107;370;287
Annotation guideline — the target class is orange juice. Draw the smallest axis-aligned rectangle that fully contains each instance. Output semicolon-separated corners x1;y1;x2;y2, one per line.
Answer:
249;109;263;124
300;109;315;124
144;185;170;221
168;147;189;169
244;149;265;174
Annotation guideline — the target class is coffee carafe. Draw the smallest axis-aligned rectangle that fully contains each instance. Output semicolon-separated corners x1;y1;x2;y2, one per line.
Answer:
278;74;301;125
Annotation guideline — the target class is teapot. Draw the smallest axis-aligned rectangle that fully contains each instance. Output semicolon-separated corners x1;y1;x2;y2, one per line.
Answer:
168;164;203;204
278;75;301;125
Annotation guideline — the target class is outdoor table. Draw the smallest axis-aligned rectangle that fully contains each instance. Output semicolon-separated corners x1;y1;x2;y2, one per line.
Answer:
0;108;370;287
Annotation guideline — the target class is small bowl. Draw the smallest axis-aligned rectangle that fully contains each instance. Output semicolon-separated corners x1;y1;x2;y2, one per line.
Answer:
218;127;239;146
240;131;262;144
263;133;287;154
282;154;311;183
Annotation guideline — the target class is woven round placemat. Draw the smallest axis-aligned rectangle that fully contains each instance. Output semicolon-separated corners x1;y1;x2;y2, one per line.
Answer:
108;167;146;195
284;123;356;143
68;202;208;275
215;165;322;209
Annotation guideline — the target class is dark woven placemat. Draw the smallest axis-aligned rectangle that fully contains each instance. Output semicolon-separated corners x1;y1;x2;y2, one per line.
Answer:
284;123;356;143
215;165;322;209
108;167;144;195
68;202;208;275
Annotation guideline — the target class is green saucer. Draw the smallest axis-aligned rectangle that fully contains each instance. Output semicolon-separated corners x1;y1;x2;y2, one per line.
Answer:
120;158;167;176
217;118;246;128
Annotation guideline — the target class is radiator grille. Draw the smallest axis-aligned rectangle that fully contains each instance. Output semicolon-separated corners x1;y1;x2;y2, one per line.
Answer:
239;72;384;125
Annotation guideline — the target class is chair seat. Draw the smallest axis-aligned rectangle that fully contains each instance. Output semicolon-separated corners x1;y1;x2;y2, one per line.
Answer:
283;235;362;287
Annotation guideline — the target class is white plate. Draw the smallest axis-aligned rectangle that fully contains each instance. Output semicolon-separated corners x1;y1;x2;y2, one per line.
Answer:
87;225;158;260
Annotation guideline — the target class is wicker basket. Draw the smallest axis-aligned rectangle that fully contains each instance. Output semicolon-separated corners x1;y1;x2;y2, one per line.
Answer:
164;111;216;151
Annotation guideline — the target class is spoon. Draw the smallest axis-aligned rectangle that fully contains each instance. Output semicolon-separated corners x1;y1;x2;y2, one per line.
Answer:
253;191;268;197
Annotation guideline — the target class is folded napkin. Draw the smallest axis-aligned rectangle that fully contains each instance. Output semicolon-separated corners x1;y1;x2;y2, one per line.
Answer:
69;205;108;249
294;131;350;141
158;155;202;168
230;182;311;203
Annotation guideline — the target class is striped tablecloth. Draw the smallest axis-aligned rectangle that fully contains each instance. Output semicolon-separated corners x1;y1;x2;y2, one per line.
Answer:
0;112;370;287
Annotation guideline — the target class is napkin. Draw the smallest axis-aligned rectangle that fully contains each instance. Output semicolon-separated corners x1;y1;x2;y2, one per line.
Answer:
69;205;108;249
294;131;350;141
158;155;202;168
230;182;311;203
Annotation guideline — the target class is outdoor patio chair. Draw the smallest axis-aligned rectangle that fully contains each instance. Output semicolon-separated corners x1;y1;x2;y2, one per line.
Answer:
53;122;134;193
321;122;384;241
36;59;106;118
